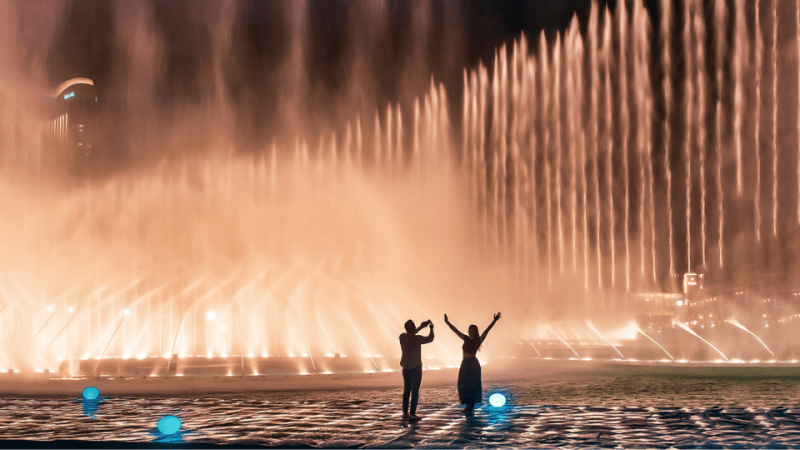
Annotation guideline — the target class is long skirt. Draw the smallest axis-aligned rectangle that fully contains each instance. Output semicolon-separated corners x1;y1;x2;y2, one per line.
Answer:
457;357;482;405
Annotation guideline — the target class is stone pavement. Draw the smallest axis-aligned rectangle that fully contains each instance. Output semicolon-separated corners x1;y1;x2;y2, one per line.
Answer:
2;396;800;448
3;362;800;448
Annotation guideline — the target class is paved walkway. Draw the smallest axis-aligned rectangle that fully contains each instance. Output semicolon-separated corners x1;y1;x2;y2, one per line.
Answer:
3;397;800;448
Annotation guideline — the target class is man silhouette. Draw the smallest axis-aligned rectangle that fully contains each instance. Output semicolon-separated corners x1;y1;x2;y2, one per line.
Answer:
399;319;434;420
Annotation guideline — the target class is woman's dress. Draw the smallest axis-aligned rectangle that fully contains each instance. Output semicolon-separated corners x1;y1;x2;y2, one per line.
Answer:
457;337;482;405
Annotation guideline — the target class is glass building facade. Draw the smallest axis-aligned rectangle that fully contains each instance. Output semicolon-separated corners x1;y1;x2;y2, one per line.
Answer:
45;78;98;172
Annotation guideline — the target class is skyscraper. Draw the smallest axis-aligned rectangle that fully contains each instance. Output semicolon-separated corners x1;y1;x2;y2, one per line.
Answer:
45;78;98;172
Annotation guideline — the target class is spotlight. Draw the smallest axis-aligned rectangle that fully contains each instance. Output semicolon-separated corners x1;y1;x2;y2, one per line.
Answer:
67;307;75;313
82;387;100;400
46;306;54;313
489;392;507;407
123;308;132;317
157;415;182;435
206;310;216;321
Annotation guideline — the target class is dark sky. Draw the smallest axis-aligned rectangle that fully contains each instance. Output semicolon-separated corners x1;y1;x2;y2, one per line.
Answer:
15;0;666;164
43;1;618;89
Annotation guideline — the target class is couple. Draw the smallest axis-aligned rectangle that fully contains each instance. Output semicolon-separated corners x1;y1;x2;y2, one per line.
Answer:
399;312;502;420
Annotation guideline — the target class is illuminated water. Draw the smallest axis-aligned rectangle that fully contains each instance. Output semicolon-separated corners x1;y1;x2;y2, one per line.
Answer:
2;0;800;376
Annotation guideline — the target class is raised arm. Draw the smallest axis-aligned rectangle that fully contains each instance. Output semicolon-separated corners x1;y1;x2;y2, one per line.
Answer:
480;312;502;343
417;322;434;344
416;320;431;333
444;313;467;340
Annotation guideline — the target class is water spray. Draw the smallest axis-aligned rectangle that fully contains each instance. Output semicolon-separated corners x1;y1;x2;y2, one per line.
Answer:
587;323;624;359
308;350;317;374
551;330;580;358
676;322;728;361
47;311;79;348
92;316;128;376
636;328;674;360
164;315;184;377
725;320;775;357
522;337;541;357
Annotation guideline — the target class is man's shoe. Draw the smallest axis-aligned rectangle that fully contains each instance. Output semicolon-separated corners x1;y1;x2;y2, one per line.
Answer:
402;412;410;419
408;414;421;421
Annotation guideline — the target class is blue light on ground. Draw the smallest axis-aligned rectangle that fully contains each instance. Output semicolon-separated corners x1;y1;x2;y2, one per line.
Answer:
82;387;99;400
489;393;507;407
158;415;182;435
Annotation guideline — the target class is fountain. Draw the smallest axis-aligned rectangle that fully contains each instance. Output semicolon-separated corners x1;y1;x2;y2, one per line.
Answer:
1;1;800;378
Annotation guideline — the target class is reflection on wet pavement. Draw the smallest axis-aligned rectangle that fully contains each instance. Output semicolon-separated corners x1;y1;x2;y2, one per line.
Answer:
2;394;800;448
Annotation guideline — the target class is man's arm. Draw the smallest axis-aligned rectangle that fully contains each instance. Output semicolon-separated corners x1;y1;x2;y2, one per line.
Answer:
416;320;431;333
417;324;434;344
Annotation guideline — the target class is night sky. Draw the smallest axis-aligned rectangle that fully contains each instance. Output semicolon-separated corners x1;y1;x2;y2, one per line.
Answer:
13;0;635;161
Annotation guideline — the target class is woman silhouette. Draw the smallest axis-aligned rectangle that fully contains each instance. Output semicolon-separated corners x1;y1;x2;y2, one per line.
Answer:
444;312;501;415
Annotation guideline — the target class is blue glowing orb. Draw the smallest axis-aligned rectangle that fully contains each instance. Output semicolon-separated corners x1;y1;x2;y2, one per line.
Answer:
489;393;507;407
157;415;182;435
123;308;132;317
82;387;100;400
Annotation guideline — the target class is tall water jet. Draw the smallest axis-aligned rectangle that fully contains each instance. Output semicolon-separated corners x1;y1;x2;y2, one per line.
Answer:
734;1;746;197
661;0;675;282
568;18;588;290
479;65;490;267
695;4;707;269
589;4;602;289
683;0;694;272
498;49;509;267
725;320;775;357
636;3;658;286
491;54;501;264
635;1;648;282
634;0;657;286
385;105;392;176
713;0;725;269
756;0;764;242
527;58;539;292
541;33;553;287
603;8;616;289
618;0;631;291
554;35;565;276
676;322;728;361
566;22;579;278
773;0;779;237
